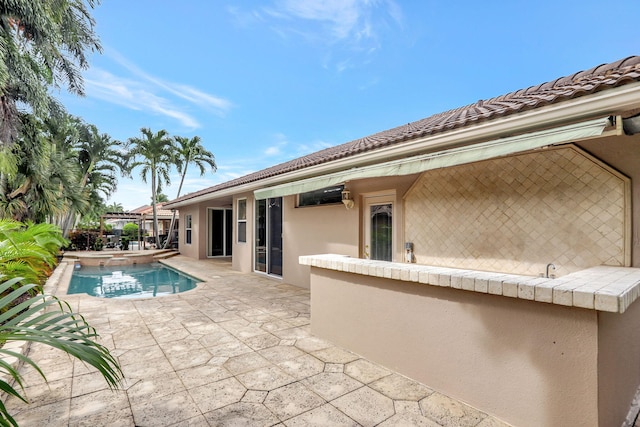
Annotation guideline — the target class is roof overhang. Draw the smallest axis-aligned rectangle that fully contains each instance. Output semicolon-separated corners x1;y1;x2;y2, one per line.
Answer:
166;81;640;208
254;117;613;200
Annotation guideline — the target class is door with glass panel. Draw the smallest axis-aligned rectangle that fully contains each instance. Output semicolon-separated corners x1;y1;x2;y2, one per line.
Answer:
364;195;394;261
254;197;283;276
207;208;232;257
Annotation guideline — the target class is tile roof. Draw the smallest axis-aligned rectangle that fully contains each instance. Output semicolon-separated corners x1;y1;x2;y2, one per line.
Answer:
129;203;176;217
168;56;640;206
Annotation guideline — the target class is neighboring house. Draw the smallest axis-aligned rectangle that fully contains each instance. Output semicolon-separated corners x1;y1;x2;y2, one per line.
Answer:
165;56;640;426
130;203;178;241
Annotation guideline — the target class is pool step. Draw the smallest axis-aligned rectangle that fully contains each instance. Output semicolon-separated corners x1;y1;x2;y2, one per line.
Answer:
105;257;131;266
153;250;179;260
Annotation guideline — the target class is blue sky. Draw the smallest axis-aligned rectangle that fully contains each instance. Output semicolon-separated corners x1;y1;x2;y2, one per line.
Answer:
59;0;639;210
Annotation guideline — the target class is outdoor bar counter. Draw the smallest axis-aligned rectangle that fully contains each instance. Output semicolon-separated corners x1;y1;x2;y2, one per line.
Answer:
300;254;640;427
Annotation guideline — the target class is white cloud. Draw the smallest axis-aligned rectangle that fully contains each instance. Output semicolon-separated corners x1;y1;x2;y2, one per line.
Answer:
272;0;362;40
266;0;402;45
107;50;232;113
174;85;232;112
82;49;233;129
238;0;402;72
264;133;289;156
85;69;201;129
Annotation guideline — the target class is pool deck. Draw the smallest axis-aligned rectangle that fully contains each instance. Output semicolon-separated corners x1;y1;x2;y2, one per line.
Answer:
4;256;510;426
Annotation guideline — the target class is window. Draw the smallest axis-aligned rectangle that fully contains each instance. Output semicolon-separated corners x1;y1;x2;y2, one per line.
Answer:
185;214;192;244
237;199;247;243
298;185;344;207
363;192;395;262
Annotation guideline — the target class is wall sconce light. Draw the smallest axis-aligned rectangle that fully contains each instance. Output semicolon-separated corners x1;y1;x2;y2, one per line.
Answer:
341;188;355;209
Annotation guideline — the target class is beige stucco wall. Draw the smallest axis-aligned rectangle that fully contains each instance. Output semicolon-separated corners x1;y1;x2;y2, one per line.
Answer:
177;204;201;259
310;268;600;427
598;298;640;426
404;145;630;277
281;174;418;288
283;195;359;288
232;193;254;273
578;132;640;267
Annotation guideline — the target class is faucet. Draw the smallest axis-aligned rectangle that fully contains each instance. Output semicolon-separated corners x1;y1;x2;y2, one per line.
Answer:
545;263;556;278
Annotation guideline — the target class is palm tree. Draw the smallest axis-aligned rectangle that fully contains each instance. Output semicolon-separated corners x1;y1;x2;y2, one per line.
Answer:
76;123;124;191
155;193;169;203
163;136;216;249
0;0;101;145
54;121;123;236
106;202;124;213
125;128;175;247
0;114;87;223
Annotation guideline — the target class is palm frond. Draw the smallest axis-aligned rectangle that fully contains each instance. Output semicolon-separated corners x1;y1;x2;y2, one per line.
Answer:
0;278;124;422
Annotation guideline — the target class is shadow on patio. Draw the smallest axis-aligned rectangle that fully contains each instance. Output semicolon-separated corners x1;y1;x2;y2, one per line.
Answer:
4;256;508;426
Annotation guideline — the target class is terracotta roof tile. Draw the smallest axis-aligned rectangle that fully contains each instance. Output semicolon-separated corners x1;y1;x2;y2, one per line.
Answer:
128;203;176;217
167;56;640;206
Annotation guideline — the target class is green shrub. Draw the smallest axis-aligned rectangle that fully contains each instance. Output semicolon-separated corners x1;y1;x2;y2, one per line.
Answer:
122;223;139;240
67;230;99;251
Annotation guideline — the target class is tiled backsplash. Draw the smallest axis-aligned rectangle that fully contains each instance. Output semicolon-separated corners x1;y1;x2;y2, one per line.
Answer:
404;145;630;276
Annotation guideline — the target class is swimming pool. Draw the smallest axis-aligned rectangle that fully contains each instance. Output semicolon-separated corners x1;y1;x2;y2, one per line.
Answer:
68;262;201;299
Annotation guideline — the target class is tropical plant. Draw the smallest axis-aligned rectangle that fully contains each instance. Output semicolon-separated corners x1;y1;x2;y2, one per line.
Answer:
155;193;169;203
0;277;123;426
0;218;123;425
105;202;124;213
0;114;87;223
124;128;175;247
163;135;216;249
0;219;67;288
0;0;102;145
57;121;124;236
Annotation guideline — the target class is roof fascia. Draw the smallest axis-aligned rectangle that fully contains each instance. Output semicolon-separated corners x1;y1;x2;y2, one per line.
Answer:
170;81;640;207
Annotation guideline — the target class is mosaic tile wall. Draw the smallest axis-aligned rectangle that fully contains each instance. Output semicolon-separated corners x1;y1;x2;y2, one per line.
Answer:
404;145;630;277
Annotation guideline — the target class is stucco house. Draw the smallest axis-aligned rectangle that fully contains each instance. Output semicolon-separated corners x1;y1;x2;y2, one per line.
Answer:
165;56;640;426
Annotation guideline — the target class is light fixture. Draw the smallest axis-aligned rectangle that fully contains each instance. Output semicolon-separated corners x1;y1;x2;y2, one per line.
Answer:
341;188;354;209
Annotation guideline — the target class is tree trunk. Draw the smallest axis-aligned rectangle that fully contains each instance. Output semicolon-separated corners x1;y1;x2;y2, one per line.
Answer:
162;165;188;249
151;170;160;247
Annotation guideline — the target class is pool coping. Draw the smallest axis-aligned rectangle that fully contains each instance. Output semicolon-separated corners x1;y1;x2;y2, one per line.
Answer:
59;259;208;301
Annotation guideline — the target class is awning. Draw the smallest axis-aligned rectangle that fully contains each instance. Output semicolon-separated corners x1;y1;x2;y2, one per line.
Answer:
254;117;611;200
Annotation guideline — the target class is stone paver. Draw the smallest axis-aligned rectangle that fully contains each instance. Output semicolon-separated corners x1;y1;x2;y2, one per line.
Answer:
419;392;488;427
370;373;434;401
284;403;359;426
2;256;511;426
303;372;363;400
332;386;395;427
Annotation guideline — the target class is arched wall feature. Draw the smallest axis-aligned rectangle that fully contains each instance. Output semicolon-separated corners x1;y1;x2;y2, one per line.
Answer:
404;145;631;277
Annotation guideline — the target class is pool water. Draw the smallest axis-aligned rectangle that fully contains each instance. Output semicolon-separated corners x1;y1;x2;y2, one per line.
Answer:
68;262;200;299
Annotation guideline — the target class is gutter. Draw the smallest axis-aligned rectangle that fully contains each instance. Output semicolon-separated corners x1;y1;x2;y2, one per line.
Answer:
167;81;640;208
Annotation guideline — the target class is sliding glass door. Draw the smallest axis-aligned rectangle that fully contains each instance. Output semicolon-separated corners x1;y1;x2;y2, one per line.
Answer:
255;197;283;276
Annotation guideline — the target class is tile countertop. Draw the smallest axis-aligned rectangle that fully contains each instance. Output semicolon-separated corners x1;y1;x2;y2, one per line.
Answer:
299;254;640;314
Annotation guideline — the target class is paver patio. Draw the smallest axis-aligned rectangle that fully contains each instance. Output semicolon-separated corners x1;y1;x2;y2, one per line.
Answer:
4;256;510;426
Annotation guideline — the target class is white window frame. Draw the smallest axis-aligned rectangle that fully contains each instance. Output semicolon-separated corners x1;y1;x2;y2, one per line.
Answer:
237;198;247;243
363;191;396;262
185;214;192;245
